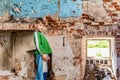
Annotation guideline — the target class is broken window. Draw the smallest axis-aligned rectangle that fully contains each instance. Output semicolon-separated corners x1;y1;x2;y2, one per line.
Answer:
83;37;117;80
87;39;110;58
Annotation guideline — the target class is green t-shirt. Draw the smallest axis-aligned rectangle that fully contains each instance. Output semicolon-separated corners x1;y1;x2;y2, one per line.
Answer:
34;31;52;55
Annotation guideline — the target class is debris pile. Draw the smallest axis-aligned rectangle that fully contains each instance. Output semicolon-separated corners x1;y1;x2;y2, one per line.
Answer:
84;64;115;80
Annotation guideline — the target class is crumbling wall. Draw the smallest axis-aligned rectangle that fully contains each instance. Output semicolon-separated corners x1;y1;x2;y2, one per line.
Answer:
0;31;36;80
43;14;119;79
0;32;12;70
48;36;80;80
116;35;120;79
0;0;119;80
0;0;10;22
13;31;35;79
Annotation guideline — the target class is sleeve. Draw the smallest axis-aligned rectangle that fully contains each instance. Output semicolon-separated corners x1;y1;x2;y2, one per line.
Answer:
34;32;45;55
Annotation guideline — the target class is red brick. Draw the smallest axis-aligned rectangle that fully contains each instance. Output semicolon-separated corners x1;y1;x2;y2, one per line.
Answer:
99;22;104;25
108;13;118;16
103;0;110;2
112;2;117;5
114;4;119;8
116;6;120;11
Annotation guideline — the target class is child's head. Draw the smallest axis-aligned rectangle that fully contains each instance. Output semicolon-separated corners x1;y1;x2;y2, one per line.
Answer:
35;18;46;32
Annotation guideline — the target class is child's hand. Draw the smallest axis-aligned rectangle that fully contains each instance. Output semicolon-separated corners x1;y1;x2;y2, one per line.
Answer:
42;54;50;61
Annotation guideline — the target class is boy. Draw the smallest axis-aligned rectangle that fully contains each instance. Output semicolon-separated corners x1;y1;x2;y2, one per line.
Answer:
34;18;52;80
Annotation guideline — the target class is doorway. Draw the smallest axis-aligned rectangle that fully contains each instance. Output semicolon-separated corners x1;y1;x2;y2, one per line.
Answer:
82;37;117;80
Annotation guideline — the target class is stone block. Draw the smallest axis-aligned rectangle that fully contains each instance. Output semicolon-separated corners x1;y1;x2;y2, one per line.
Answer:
116;6;120;11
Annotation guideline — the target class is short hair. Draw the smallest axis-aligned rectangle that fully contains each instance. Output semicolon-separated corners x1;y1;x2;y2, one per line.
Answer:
35;18;45;24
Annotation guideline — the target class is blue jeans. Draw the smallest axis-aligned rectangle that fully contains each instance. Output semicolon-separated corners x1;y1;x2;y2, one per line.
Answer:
36;54;43;80
43;72;47;80
36;54;48;80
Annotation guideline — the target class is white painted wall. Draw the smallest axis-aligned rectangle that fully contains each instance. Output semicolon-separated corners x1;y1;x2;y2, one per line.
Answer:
47;36;80;80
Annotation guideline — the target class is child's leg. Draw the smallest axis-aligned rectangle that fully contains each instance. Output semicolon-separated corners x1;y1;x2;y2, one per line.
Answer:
36;54;40;79
47;54;55;80
47;54;52;78
43;60;48;80
36;54;44;80
43;72;48;80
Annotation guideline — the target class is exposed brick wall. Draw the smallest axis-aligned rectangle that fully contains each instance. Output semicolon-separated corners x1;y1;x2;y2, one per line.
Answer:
116;35;120;58
0;0;120;80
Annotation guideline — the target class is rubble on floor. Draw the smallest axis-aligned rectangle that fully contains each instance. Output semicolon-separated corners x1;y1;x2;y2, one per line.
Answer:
84;64;116;80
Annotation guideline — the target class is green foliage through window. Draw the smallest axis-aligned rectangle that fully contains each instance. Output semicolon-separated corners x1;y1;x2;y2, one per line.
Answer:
87;40;109;48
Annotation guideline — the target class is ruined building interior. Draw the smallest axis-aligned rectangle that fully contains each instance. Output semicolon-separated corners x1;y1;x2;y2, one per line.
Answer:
0;0;120;80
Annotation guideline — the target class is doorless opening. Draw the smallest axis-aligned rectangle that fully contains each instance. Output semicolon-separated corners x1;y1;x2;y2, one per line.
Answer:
82;37;117;80
87;39;110;65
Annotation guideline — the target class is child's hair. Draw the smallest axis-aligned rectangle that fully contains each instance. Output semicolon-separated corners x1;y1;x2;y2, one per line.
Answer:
35;18;45;24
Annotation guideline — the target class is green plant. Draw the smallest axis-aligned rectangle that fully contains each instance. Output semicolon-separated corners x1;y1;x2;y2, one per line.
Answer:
96;52;102;57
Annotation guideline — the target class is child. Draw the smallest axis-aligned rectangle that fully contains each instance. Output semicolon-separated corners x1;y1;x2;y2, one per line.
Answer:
34;18;52;80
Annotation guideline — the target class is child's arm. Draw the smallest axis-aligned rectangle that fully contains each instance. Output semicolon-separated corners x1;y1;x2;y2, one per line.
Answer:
34;32;45;54
34;32;50;61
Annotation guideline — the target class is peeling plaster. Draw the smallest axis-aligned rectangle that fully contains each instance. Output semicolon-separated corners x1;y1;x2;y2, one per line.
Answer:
47;36;80;80
0;0;10;16
0;0;83;18
10;0;58;18
60;0;83;18
0;32;12;70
